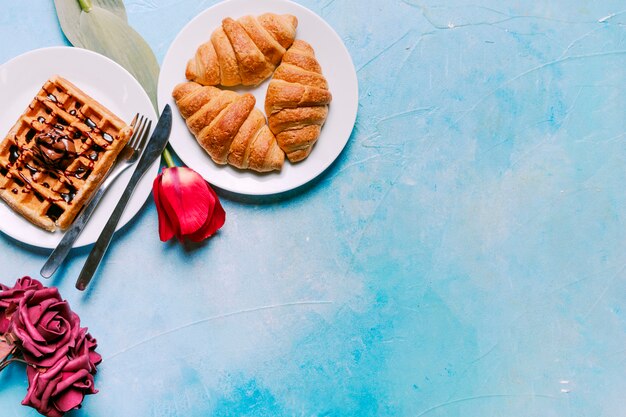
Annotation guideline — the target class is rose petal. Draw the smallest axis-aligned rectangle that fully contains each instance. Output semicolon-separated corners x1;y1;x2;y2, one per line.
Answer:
153;172;176;241
160;167;211;236
187;182;226;242
54;388;85;413
54;368;91;394
0;316;9;334
23;358;66;410
14;277;44;291
0;277;43;320
70;328;102;373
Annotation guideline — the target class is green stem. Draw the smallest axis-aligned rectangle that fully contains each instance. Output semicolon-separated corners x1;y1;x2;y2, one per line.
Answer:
78;0;93;12
162;147;176;168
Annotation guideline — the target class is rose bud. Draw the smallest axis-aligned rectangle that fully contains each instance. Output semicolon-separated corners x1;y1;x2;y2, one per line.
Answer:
152;167;225;242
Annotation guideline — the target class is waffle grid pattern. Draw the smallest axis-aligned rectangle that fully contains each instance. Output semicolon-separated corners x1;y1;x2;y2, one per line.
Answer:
0;75;132;231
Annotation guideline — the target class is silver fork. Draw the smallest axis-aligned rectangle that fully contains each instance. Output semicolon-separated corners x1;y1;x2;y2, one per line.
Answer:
40;114;152;279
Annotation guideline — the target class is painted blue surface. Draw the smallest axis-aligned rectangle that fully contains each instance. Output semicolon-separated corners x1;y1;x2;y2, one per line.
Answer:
1;1;625;416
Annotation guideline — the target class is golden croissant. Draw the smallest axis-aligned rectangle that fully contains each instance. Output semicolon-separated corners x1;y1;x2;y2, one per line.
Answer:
265;40;332;163
186;13;298;87
172;82;284;172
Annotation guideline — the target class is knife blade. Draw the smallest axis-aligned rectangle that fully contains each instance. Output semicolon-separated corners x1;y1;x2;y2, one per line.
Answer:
75;104;172;291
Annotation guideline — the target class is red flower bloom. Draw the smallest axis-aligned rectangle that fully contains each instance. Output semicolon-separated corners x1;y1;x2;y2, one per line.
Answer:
8;287;81;368
22;354;98;417
0;278;101;416
153;167;225;242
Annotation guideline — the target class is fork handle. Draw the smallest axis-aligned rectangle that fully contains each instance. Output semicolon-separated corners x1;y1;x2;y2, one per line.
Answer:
40;164;131;279
40;186;106;279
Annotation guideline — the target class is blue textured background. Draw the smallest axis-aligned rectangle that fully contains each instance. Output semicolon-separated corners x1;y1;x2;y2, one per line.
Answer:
1;1;626;416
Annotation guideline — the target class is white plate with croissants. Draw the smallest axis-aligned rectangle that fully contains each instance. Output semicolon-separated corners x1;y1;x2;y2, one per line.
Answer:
158;0;358;195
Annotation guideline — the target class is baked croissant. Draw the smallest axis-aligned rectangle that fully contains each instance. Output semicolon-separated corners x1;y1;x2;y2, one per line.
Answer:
265;40;332;163
172;82;284;172
186;13;298;87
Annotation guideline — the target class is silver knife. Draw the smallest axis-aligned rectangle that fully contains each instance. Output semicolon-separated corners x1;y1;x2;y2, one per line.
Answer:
75;105;172;291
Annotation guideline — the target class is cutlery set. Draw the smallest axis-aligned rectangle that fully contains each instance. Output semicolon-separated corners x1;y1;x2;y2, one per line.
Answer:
40;105;172;290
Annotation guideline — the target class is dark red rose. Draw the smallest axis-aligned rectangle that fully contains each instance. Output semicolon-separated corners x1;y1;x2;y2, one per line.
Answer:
22;354;98;417
9;287;80;367
0;277;44;334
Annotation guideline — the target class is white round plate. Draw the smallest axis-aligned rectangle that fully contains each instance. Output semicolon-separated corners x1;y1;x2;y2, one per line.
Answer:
0;47;159;249
158;0;358;196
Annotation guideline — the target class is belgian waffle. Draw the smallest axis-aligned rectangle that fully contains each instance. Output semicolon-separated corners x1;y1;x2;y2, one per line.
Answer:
0;75;133;232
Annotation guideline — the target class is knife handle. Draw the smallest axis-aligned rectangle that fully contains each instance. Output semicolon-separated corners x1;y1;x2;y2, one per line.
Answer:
75;105;171;291
75;168;141;290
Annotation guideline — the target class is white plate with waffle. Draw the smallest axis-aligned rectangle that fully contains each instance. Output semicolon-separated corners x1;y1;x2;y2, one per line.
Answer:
0;47;159;249
158;0;358;196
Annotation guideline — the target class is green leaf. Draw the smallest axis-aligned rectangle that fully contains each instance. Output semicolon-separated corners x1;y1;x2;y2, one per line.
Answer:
92;0;127;20
78;6;159;109
54;0;84;46
54;0;128;47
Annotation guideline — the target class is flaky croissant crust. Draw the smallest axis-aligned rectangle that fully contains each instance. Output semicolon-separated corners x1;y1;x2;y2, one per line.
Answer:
265;40;332;163
186;13;298;87
173;82;284;172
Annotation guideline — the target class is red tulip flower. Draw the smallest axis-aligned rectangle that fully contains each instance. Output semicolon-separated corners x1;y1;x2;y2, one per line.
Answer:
153;149;225;242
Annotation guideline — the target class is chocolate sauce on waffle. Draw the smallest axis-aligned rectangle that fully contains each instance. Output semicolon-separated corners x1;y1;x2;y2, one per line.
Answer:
60;185;76;203
9;145;19;164
25;129;36;143
33;126;77;170
102;132;114;143
46;203;63;221
41;86;114;148
85;117;97;129
25;163;38;176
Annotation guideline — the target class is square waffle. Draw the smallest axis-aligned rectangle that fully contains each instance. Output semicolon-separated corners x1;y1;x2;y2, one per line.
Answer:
0;75;133;232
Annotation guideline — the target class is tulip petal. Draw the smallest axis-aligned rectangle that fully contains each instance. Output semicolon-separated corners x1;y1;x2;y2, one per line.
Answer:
187;182;226;242
152;173;176;241
159;187;183;240
160;168;211;236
